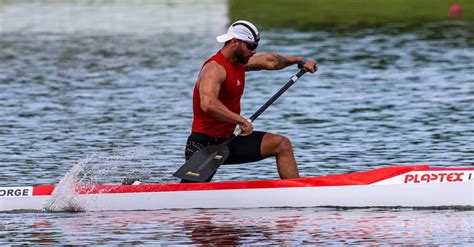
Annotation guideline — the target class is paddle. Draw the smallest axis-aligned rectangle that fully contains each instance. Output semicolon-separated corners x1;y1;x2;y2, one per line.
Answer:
173;69;307;182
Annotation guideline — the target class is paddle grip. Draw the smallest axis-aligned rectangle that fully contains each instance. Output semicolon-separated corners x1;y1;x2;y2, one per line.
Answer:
232;119;252;136
249;69;306;122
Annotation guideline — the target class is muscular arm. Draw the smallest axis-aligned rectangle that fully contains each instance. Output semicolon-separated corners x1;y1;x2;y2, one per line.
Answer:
245;53;304;71
198;61;247;126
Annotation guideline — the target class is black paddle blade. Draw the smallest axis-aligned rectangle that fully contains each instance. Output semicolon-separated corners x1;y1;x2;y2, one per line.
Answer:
173;143;230;182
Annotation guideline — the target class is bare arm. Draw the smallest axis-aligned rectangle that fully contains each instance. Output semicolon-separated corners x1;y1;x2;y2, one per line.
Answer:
198;61;252;134
246;53;317;73
246;53;302;71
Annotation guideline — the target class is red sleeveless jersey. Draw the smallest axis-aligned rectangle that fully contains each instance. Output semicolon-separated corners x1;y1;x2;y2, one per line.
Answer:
191;51;246;137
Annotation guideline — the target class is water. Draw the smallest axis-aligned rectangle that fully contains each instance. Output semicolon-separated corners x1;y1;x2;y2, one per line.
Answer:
2;209;473;245
1;0;473;244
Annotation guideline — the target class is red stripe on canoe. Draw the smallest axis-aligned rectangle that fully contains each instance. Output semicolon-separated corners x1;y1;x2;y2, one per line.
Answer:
31;165;442;196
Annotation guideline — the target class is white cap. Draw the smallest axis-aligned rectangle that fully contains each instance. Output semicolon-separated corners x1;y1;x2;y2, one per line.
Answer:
216;20;260;43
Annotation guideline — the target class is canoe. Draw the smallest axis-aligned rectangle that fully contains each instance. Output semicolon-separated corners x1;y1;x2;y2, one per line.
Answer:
1;165;473;212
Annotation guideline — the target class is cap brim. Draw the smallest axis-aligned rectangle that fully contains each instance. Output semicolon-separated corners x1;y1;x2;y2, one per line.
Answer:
216;33;233;43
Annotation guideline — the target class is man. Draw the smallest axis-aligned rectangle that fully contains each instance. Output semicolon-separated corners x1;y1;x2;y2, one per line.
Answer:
183;20;317;183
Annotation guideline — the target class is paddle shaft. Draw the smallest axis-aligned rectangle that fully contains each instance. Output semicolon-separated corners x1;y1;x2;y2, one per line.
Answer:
174;69;307;182
249;69;306;122
224;69;306;145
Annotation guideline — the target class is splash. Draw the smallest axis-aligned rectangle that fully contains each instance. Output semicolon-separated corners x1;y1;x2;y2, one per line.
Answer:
43;156;92;212
43;148;156;212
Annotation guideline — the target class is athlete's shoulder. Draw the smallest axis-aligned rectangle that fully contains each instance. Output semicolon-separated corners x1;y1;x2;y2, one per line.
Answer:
199;60;227;83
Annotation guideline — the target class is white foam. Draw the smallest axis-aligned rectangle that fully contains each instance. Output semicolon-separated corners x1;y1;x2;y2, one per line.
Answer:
43;148;154;212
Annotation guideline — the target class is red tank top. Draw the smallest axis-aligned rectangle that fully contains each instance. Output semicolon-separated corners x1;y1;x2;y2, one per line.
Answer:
191;51;246;137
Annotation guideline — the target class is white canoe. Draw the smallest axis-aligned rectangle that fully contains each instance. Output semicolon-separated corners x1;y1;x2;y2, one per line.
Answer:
1;165;473;212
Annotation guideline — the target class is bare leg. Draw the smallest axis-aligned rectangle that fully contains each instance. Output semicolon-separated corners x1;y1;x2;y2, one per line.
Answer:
260;133;300;179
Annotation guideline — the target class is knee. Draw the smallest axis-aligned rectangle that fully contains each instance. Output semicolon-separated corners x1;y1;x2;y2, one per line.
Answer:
274;135;292;153
262;133;294;157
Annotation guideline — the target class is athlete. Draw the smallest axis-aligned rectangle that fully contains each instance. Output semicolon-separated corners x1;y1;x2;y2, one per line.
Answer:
184;20;317;182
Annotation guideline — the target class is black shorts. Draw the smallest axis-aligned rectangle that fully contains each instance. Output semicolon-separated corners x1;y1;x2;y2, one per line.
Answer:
185;131;267;164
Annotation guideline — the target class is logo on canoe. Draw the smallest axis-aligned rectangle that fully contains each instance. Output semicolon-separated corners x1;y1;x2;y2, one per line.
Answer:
0;187;32;197
404;172;464;184
185;171;200;177
214;155;223;160
236;79;242;86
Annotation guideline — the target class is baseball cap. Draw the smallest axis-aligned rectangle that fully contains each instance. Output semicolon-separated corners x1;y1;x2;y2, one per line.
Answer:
216;20;260;43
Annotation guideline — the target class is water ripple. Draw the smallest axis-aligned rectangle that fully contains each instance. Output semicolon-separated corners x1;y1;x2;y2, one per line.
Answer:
0;20;473;185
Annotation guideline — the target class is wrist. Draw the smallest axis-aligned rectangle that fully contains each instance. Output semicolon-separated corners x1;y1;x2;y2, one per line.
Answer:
297;57;306;68
237;116;247;125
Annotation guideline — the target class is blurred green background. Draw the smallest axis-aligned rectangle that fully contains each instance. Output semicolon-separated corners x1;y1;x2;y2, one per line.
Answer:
229;0;473;29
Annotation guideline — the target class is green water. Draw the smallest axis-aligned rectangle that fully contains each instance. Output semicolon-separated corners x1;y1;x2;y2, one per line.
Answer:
230;0;473;29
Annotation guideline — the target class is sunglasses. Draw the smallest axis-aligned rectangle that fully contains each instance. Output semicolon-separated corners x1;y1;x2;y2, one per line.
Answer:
242;40;258;50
